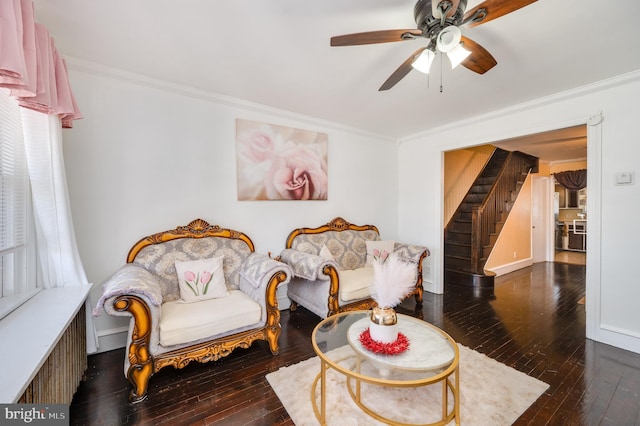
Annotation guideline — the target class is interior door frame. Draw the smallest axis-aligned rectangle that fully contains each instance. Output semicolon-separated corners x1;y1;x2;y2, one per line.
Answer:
531;175;554;263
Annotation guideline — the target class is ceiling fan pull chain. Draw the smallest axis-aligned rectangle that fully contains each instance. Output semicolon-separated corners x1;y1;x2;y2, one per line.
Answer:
440;52;444;93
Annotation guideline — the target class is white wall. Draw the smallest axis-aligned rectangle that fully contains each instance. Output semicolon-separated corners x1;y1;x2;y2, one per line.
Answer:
61;60;640;355
62;61;399;352
398;71;640;354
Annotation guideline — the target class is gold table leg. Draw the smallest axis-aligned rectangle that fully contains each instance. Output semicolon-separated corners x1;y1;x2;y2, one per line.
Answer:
442;378;448;421
320;360;326;425
311;360;328;425
454;364;460;425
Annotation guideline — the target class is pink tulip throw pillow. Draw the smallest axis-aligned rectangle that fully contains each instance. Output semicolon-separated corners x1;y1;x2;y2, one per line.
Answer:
365;240;395;266
175;256;228;303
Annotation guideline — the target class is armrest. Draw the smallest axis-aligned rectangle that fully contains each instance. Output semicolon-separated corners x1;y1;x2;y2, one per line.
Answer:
93;264;163;317
279;248;337;280
239;253;292;323
239;253;292;290
393;243;430;264
94;264;162;398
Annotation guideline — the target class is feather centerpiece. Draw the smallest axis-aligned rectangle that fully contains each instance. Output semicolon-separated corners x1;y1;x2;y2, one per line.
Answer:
370;251;417;308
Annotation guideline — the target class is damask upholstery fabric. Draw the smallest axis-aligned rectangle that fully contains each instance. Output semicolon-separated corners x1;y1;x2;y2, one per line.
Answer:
290;230;380;270
284;226;429;318
393;243;430;264
132;237;252;301
98;245;290;359
159;290;261;347
240;252;291;289
279;249;336;280
319;244;335;262
286;277;332;318
94;264;163;315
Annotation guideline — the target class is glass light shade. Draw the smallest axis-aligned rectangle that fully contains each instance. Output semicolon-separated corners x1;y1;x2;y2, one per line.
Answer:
436;26;462;53
411;49;435;74
447;44;471;69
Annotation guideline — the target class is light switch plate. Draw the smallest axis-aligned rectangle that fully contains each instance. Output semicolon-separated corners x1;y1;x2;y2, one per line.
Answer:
615;172;634;185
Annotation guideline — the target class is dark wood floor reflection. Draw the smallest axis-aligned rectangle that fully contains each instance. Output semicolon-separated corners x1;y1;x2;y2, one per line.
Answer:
70;262;640;425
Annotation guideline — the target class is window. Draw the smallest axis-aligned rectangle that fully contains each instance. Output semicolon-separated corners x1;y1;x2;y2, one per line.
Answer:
0;89;38;320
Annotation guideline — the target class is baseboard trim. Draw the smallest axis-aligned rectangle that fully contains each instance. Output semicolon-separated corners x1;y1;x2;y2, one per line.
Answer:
485;258;534;277
96;327;128;353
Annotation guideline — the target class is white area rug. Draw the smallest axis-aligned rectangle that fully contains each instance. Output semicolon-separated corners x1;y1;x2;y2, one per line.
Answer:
266;344;548;425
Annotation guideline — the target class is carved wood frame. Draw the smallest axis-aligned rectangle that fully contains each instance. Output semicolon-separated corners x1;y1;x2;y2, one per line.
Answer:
285;217;424;317
114;218;287;403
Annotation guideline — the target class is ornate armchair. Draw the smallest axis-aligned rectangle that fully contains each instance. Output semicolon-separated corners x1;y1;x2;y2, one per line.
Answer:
279;217;429;318
94;219;291;402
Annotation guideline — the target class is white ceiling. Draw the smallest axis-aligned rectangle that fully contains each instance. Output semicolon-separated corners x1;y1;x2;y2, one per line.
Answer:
34;0;640;153
492;124;587;163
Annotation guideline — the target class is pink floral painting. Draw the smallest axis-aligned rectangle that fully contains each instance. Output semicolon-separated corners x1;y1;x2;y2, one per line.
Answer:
236;119;328;201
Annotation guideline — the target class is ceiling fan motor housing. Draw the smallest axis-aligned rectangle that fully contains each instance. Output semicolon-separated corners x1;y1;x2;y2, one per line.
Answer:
414;0;468;37
329;0;533;90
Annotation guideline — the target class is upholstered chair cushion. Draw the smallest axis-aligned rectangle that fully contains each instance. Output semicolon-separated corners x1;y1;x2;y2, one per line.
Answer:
338;266;375;302
159;290;261;346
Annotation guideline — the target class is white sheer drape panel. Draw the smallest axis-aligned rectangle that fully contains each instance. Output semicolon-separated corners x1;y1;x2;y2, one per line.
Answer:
21;108;98;353
1;0;92;351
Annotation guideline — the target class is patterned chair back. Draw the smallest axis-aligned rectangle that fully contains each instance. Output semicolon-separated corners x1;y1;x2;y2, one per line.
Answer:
127;219;254;302
287;217;380;270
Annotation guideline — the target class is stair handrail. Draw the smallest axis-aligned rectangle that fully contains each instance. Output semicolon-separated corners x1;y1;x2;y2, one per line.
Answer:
470;152;536;273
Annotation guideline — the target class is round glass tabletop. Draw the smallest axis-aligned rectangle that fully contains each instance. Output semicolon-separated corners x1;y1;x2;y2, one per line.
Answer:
312;310;458;384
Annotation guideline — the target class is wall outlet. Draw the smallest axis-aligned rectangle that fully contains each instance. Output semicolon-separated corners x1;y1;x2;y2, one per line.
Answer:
513;251;517;259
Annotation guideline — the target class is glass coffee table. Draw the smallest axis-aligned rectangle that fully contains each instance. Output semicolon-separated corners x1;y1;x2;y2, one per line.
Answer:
311;311;460;425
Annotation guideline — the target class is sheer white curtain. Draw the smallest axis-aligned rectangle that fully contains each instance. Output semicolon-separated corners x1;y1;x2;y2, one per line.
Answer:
21;108;98;353
1;0;95;352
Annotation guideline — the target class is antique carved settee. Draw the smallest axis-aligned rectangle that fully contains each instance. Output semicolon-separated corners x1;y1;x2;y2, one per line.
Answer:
94;219;291;402
279;217;429;318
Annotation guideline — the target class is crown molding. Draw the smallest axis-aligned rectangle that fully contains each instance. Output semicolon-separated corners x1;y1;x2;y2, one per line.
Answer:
399;70;640;144
63;56;394;144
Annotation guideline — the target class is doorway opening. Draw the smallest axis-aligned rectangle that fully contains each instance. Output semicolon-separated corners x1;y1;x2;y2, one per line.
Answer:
443;124;588;279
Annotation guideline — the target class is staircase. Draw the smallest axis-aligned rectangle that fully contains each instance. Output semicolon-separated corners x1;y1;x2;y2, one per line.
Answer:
444;148;538;288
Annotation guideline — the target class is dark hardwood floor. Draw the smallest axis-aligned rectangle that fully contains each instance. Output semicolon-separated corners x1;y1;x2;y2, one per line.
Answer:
70;262;640;425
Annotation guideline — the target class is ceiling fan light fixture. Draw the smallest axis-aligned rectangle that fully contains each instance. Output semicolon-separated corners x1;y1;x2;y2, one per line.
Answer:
436;26;462;53
411;49;436;74
447;43;471;69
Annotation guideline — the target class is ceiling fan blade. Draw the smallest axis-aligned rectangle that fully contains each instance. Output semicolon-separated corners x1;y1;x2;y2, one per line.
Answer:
463;0;537;28
432;0;461;19
330;29;422;46
460;36;497;74
379;47;428;91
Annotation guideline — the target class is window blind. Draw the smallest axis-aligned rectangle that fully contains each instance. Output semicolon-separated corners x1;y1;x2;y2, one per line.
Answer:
0;89;28;253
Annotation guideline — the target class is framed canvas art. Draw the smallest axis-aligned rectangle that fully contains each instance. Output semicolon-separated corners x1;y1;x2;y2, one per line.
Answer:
236;119;328;201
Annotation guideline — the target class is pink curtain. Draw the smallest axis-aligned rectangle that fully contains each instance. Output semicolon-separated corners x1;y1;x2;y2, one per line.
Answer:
0;0;81;128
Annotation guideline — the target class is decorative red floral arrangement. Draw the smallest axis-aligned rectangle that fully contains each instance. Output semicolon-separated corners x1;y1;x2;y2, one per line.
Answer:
359;328;410;355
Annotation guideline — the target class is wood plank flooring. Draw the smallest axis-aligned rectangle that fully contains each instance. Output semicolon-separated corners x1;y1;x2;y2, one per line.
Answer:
69;262;640;425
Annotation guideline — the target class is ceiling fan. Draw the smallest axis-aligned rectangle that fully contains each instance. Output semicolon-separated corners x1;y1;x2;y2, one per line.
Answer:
330;0;537;91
